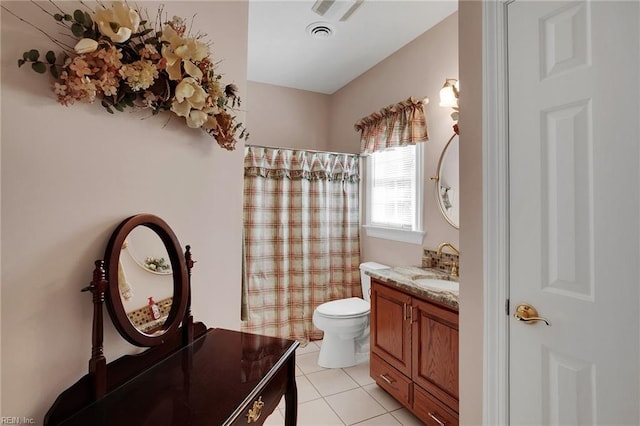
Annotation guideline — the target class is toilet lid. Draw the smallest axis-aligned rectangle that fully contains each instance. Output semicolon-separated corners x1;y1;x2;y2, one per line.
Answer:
316;297;370;318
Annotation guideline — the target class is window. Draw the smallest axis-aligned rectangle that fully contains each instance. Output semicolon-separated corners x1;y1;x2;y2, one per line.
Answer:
364;144;425;244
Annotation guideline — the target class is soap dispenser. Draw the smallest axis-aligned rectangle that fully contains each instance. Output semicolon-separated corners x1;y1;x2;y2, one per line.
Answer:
148;297;161;320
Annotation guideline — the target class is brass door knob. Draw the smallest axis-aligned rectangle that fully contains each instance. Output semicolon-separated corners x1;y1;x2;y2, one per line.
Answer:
514;303;551;326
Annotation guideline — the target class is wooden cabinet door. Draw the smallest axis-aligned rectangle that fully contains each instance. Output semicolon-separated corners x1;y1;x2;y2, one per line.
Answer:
412;298;459;413
371;281;412;377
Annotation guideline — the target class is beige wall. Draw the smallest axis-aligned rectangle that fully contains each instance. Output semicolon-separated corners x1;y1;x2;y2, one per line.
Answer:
0;1;248;421
330;12;460;267
458;1;484;424
1;3;483;423
247;13;460;269
246;82;331;151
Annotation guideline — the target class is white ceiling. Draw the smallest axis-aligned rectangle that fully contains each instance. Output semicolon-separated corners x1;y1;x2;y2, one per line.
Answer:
247;1;458;95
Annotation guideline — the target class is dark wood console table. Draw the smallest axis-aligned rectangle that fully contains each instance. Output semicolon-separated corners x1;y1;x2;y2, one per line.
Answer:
44;216;298;426
55;328;298;425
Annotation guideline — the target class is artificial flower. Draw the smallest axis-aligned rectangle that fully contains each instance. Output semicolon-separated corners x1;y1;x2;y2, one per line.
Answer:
160;45;183;81
74;38;98;54
186;110;209;128
210;110;238;150
69;57;91;77
14;1;248;150
161;25;208;80
215;110;233;135
172;77;208;127
94;2;140;43
120;60;159;91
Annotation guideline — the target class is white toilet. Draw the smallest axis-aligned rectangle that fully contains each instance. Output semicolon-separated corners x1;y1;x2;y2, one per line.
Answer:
312;262;390;368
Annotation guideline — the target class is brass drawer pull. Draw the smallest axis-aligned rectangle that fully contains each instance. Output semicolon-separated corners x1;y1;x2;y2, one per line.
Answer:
246;396;264;423
428;411;446;426
379;374;394;385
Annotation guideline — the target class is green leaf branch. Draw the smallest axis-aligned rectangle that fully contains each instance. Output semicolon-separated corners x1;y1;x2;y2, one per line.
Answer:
18;49;61;77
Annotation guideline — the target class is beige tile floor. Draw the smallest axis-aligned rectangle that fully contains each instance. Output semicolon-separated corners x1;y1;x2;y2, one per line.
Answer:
264;340;424;425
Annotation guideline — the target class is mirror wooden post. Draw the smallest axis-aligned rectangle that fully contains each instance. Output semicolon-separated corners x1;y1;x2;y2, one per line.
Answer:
184;245;195;345
81;260;108;400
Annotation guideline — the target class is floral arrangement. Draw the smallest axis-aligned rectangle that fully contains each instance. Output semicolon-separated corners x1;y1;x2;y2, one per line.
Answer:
143;256;170;272
7;1;248;150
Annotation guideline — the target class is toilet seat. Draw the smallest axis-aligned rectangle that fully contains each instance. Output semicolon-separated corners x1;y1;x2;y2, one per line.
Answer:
316;297;369;319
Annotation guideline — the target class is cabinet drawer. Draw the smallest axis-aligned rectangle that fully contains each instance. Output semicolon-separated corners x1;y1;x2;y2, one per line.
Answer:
232;363;288;425
413;385;458;426
370;353;412;406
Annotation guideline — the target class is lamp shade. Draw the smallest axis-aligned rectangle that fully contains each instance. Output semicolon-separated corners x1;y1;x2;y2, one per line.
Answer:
439;79;459;108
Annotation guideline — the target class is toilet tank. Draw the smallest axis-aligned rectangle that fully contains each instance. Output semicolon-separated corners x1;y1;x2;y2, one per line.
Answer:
359;262;390;302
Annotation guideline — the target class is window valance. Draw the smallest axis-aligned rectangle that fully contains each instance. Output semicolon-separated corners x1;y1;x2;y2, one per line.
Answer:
354;97;429;154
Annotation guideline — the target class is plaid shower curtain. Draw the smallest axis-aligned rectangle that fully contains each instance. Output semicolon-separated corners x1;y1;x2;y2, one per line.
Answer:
241;146;361;344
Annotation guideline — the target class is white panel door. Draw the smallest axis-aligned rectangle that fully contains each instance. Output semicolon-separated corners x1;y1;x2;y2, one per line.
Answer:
507;1;639;424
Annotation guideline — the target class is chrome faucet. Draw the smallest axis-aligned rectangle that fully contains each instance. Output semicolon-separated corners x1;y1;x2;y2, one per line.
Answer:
437;242;460;278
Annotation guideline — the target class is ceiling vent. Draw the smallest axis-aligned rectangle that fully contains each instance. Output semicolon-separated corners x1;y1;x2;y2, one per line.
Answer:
306;22;334;39
311;0;335;16
338;0;364;21
311;0;364;22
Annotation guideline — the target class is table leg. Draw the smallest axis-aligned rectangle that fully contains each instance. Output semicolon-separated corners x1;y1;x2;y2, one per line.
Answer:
284;354;297;426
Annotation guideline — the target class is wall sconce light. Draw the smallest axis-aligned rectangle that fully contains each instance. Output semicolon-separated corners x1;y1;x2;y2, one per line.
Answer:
439;79;459;108
439;78;459;133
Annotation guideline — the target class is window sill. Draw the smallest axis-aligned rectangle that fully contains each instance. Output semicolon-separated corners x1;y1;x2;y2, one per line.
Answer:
363;225;425;245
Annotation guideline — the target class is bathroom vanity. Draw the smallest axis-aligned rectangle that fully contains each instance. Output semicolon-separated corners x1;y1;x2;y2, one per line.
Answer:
43;214;298;426
367;267;459;426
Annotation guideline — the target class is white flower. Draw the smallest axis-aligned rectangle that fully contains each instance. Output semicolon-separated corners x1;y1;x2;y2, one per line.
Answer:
186;110;209;128
160;25;208;81
171;77;209;128
94;2;140;43
74;38;98;54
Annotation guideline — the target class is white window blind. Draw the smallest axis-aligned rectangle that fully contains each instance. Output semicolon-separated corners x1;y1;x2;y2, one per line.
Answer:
364;144;424;244
369;145;417;229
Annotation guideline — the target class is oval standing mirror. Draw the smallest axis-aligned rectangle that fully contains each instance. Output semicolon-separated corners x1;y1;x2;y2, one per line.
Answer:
104;214;188;347
434;133;459;229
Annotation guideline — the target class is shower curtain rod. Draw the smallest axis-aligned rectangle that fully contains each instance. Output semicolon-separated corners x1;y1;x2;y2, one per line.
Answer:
245;144;360;157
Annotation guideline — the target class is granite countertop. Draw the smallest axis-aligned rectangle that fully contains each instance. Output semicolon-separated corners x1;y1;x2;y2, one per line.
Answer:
365;266;459;310
139;316;169;335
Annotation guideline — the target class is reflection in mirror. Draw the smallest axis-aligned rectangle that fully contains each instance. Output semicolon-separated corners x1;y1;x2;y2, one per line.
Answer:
123;226;173;275
119;226;174;336
435;133;459;229
105;214;188;347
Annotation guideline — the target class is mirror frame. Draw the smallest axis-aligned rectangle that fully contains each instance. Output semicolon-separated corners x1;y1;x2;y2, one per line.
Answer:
104;214;188;347
433;133;459;229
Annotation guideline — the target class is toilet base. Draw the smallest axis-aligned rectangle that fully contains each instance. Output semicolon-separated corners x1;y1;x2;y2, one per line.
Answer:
317;333;370;369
